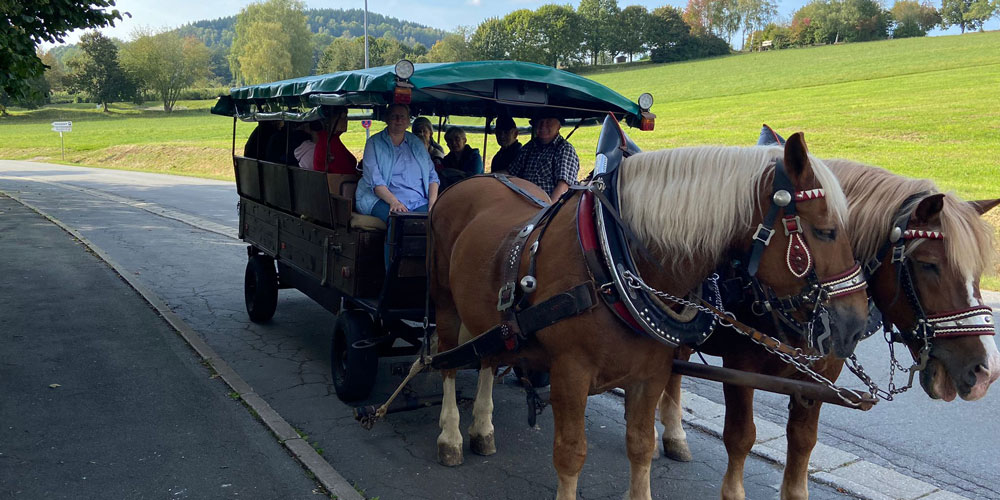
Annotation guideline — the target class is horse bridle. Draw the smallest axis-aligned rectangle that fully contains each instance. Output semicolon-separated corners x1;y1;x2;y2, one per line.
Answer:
739;159;867;355
864;195;995;344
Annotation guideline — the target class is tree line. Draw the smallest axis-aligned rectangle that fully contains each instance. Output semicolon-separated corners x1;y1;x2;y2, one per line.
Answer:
9;0;999;113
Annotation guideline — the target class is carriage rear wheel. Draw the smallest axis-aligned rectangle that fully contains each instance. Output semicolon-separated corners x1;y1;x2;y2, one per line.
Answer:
244;254;278;323
331;310;378;402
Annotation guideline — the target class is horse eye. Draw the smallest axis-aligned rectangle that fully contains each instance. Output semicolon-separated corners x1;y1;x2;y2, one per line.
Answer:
916;261;939;274
811;228;837;241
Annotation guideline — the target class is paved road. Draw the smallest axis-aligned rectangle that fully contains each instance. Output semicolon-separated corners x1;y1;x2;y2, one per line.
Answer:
2;160;997;499
0;194;322;499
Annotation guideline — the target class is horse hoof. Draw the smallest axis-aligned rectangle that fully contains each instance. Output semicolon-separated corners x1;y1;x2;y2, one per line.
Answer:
470;432;496;456
438;443;464;466
662;437;692;462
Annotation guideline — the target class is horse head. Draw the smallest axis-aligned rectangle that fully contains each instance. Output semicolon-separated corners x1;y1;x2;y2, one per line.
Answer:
741;133;870;358
870;194;999;401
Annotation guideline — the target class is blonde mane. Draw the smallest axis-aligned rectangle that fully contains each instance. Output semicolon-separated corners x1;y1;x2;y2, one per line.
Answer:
827;159;996;279
618;146;848;269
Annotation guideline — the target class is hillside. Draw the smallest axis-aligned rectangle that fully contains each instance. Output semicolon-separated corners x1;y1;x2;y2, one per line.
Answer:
175;8;448;51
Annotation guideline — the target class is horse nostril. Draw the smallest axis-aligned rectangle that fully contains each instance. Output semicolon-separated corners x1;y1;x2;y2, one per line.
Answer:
974;364;987;375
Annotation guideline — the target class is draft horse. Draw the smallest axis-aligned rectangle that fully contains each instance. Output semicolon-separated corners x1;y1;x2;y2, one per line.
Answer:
429;133;870;499
658;159;1000;500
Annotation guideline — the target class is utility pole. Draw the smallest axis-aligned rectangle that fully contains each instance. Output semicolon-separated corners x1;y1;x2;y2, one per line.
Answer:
364;0;369;69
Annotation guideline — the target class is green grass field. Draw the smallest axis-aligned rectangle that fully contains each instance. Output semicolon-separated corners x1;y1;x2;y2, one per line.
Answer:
2;31;998;283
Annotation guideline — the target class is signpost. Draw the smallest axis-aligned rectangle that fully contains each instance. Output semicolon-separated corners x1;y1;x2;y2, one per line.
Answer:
361;119;372;140
51;121;72;160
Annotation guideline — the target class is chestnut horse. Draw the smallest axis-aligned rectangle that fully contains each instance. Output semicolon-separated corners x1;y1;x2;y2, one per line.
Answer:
429;134;870;500
658;159;1000;500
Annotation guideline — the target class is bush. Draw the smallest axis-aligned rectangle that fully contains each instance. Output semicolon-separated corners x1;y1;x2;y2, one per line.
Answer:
650;33;730;63
177;87;230;100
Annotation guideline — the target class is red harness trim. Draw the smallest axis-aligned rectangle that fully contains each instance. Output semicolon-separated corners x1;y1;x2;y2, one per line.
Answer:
577;191;643;332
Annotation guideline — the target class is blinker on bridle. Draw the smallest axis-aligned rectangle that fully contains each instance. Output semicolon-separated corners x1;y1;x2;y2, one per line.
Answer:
741;159;867;354
866;202;995;341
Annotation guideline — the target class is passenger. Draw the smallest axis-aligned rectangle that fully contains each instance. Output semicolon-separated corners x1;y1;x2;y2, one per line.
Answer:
263;121;289;164
411;117;445;168
489;115;521;175
313;106;358;174
438;127;483;188
243;121;277;159
508;115;580;200
292;125;318;170
355;103;440;225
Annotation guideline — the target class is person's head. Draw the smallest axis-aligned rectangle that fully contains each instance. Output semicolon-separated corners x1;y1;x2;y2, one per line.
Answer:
444;127;467;154
327;106;349;134
530;117;562;145
306;120;324;139
412;117;434;146
385;103;411;135
494;115;518;148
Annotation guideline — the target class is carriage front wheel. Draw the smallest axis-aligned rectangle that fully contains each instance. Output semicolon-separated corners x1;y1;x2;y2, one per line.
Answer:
244;254;278;323
331;310;378;402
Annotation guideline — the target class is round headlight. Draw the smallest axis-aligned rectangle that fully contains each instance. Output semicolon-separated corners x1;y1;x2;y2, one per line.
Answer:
394;59;415;80
638;93;654;110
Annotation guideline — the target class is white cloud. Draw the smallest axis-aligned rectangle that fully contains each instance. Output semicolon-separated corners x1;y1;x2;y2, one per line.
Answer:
465;0;482;5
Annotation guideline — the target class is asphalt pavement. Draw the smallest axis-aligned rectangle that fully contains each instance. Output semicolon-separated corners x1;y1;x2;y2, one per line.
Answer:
1;160;997;499
0;195;323;499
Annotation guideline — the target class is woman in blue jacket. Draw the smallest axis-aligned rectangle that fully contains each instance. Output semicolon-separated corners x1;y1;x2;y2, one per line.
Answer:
355;103;440;224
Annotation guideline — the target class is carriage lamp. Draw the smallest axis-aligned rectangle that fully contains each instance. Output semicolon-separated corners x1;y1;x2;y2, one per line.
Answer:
638;93;654;110
393;85;412;104
394;59;415;80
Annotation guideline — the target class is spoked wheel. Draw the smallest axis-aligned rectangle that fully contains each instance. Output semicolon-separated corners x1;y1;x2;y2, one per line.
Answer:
244;254;278;323
331;310;378;402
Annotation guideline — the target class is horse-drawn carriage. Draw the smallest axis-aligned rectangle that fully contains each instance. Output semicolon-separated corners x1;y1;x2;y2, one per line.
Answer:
210;60;656;402
212;61;999;500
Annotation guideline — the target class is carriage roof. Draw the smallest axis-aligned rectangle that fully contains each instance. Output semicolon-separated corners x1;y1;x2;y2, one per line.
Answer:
210;60;651;128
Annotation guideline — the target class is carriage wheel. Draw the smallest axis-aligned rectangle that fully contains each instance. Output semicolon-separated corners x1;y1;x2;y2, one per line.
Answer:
331;310;378;402
244;254;278;323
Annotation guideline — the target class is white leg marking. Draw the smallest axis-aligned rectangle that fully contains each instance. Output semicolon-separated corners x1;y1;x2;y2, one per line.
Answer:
438;376;462;451
469;367;495;438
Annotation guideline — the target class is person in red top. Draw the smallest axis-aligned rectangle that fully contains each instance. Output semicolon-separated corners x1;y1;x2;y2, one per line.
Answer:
312;106;358;174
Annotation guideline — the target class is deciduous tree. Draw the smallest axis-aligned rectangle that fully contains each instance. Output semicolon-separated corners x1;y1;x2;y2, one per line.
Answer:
578;0;621;64
229;0;313;84
469;17;512;60
535;4;582;67
890;0;941;37
617;6;650;62
121;30;210;112
65;31;136;112
1;0;123;102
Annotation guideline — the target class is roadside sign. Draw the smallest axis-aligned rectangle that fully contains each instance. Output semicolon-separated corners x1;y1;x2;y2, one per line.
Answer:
361;119;372;140
51;121;72;160
51;121;72;132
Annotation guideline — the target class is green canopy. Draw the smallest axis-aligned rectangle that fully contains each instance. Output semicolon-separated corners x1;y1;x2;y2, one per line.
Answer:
211;61;647;126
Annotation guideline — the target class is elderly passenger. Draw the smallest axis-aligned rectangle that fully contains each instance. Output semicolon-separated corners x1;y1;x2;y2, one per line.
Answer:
411;117;445;167
355;103;440;224
508;115;579;200
439;126;483;188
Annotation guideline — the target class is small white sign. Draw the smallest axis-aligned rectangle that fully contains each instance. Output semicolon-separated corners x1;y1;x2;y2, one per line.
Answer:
51;121;72;132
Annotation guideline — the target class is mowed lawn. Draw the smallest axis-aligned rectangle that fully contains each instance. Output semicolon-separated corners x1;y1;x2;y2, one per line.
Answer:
1;31;998;282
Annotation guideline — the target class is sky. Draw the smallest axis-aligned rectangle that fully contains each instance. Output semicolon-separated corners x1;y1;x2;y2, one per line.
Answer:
44;0;993;48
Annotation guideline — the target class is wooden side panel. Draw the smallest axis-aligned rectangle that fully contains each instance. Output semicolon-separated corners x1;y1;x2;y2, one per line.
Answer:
234;157;261;201
260;161;292;211
290;168;334;226
240;198;280;256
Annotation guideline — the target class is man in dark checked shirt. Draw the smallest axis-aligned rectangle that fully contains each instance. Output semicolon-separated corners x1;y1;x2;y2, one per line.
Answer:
508;116;580;200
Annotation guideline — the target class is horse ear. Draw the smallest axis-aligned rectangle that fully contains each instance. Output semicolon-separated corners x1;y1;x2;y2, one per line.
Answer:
968;198;1000;216
782;132;814;186
912;194;945;224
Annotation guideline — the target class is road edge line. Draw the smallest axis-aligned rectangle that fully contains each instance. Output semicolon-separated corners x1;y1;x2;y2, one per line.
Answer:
1;190;363;500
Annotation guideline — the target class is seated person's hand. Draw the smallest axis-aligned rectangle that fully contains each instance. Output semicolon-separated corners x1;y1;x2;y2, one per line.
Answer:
389;200;408;212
